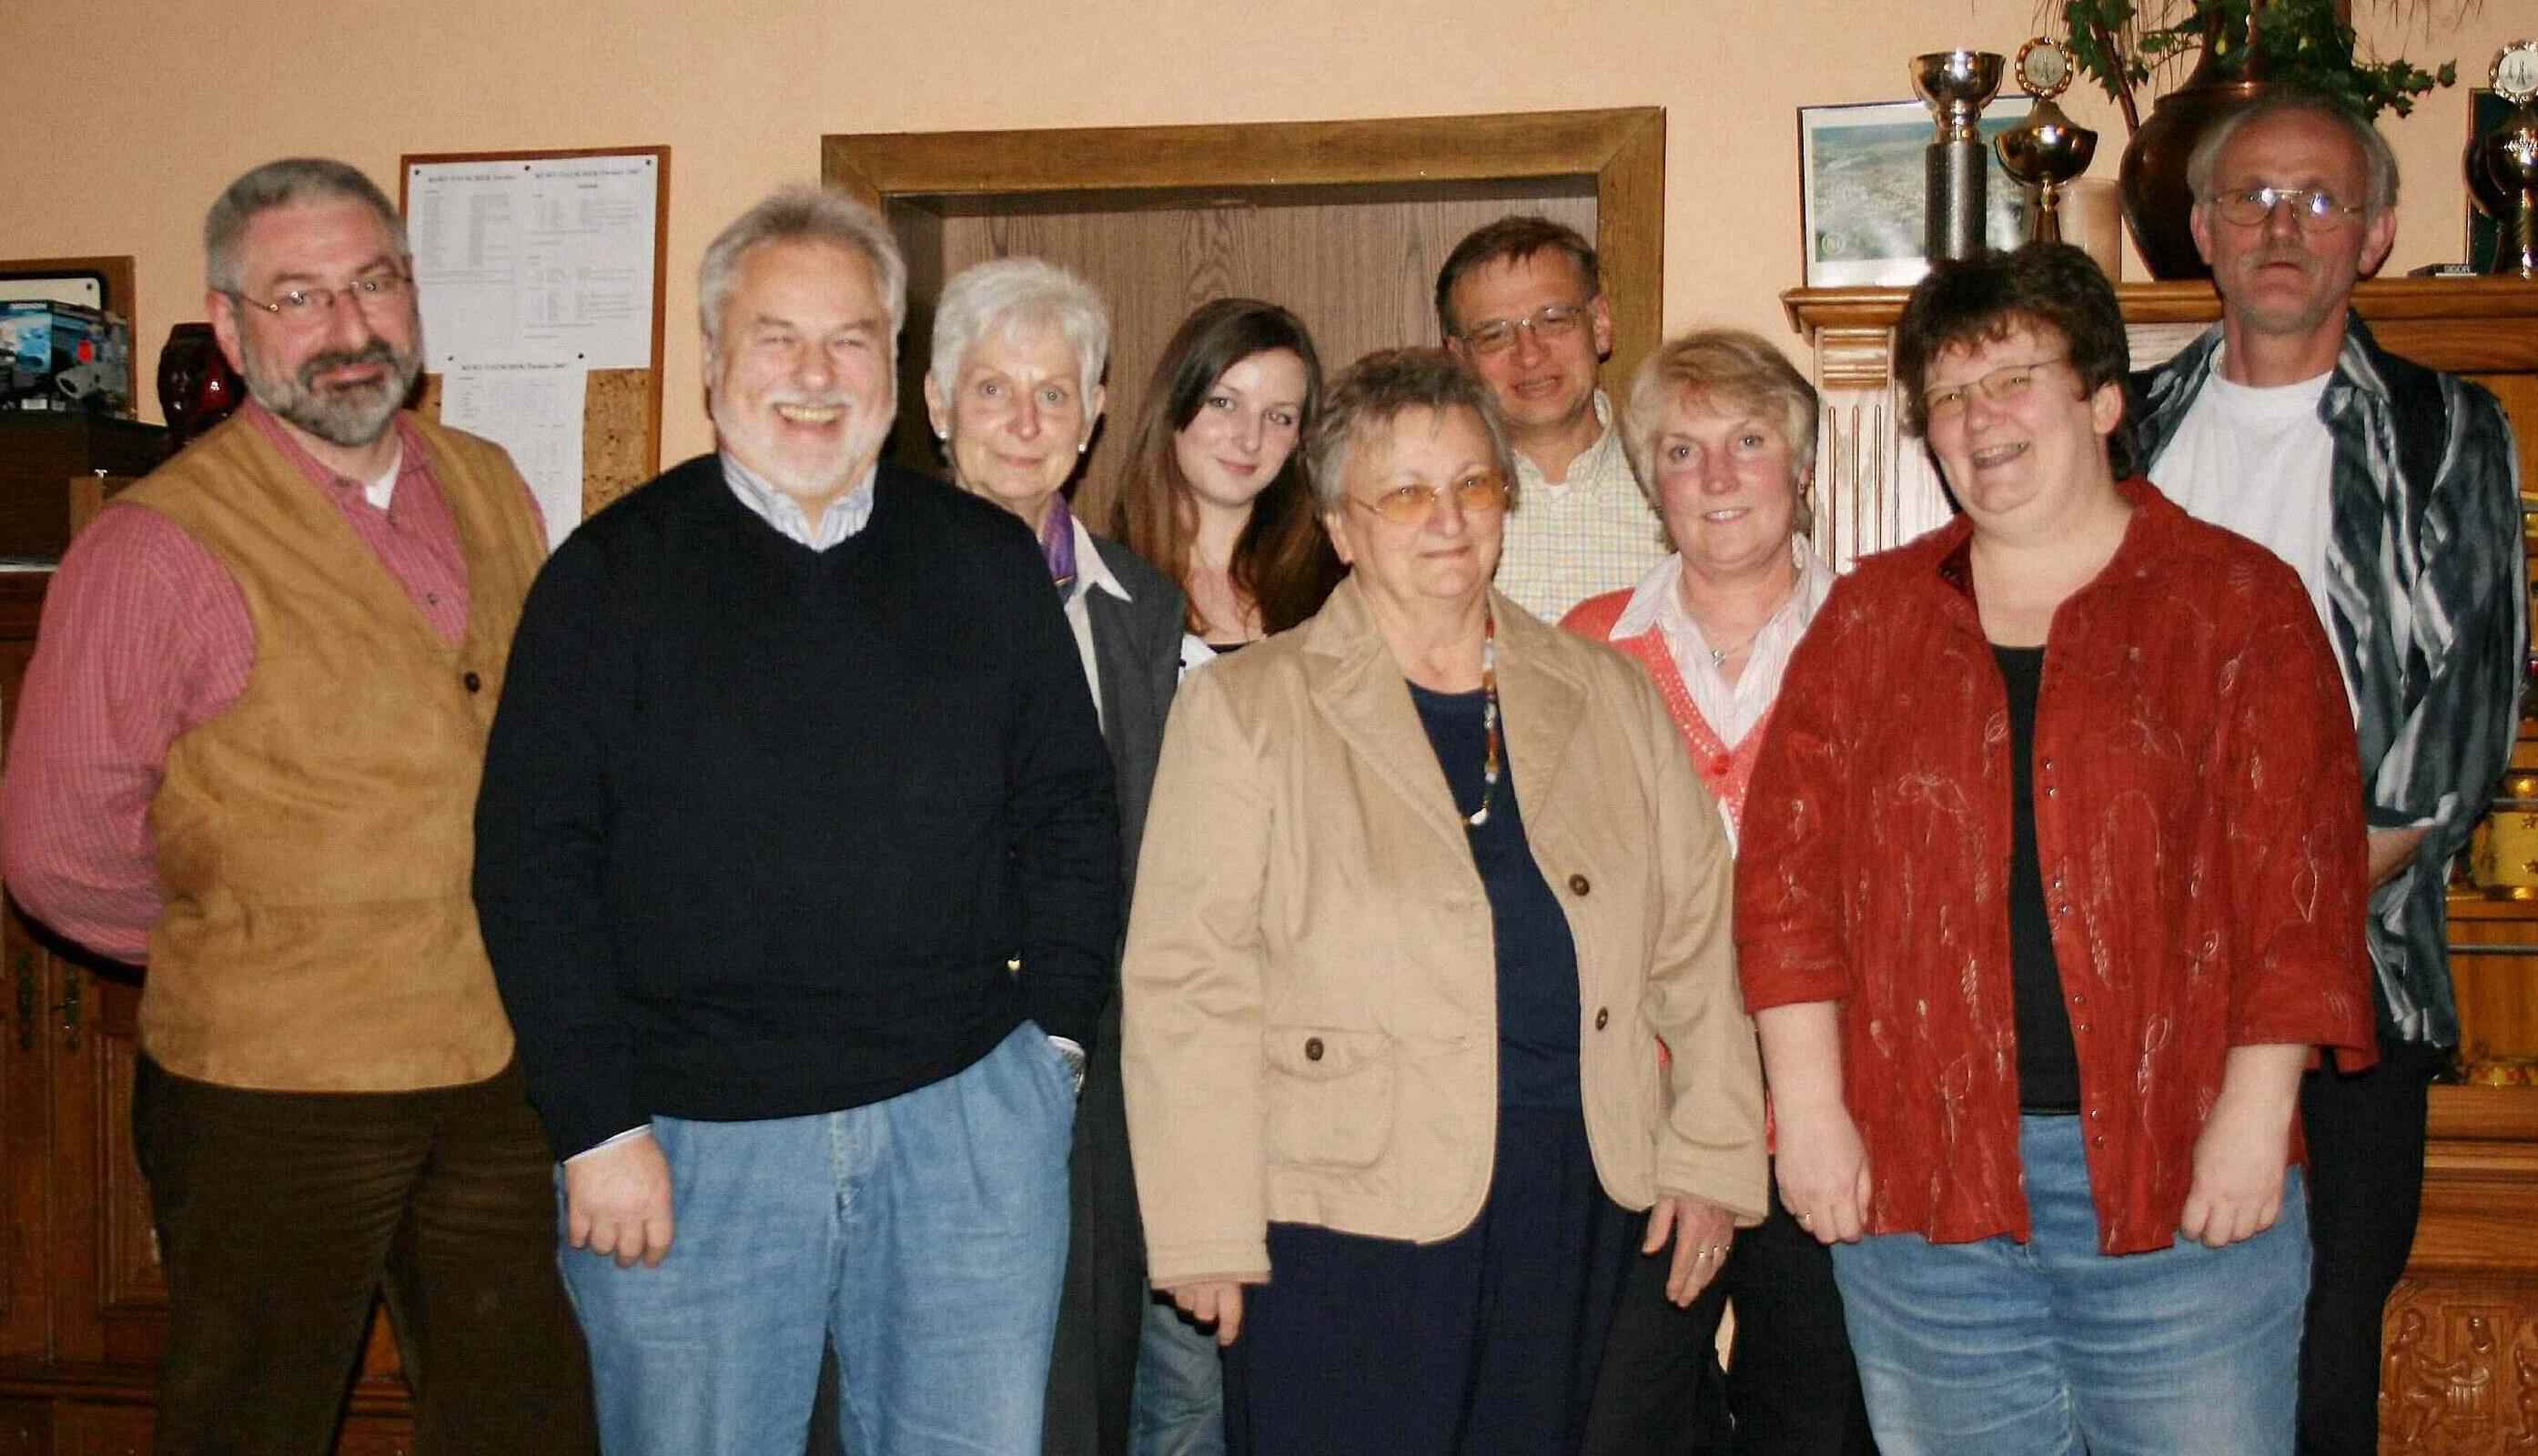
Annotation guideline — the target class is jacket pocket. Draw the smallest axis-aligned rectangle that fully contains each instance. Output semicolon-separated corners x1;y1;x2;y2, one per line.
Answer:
1262;1026;1394;1168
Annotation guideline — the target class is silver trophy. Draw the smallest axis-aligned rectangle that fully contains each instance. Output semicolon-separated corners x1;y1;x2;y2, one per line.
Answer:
2483;41;2538;277
1912;50;2006;261
1996;39;2098;246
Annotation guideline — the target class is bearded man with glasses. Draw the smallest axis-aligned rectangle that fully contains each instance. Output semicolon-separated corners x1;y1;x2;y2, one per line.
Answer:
1437;216;1667;622
0;157;596;1453
2131;89;2527;1456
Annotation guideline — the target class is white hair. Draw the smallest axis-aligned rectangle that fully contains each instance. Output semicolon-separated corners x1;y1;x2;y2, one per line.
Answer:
927;258;1110;402
699;187;909;359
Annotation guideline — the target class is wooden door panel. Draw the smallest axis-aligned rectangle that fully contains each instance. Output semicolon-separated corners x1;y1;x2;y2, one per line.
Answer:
0;1398;49;1456
51;1403;148;1456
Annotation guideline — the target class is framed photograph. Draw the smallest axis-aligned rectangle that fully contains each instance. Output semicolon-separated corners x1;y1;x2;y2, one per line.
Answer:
1798;98;2035;287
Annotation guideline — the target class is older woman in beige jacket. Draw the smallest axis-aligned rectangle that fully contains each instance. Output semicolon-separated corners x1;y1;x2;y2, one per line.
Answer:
1120;348;1766;1455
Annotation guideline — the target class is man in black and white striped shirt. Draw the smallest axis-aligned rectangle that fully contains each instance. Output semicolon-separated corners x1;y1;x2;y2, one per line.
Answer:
2133;88;2526;1456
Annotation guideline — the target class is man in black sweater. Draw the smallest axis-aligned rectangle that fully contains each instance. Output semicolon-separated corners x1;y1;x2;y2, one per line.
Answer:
473;186;1120;1456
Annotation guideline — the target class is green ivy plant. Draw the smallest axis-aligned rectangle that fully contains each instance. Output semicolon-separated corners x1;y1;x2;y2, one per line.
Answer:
2058;0;2461;131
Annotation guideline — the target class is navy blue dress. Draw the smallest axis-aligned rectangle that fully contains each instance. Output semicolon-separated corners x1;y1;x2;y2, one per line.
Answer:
1222;684;1640;1455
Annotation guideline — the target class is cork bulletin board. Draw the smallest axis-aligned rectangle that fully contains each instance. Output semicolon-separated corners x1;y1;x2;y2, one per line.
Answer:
398;147;669;532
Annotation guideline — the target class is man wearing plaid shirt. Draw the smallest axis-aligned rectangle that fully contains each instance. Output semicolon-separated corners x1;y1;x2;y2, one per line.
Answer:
1438;216;1667;622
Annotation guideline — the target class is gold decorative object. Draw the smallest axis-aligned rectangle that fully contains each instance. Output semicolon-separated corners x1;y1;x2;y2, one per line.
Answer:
2471;773;2538;897
1996;38;2100;247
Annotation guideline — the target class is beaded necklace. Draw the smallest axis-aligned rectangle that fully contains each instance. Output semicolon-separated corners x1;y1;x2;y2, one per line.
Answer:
1467;609;1502;828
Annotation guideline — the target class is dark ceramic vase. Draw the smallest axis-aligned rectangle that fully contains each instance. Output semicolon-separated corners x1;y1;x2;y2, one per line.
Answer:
2118;44;2268;280
156;323;244;447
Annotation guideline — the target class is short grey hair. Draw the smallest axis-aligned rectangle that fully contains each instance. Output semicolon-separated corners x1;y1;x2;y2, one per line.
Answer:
927;258;1110;403
2187;89;2399;215
699;187;908;359
205;158;408;294
1305;348;1517;512
1623;329;1819;524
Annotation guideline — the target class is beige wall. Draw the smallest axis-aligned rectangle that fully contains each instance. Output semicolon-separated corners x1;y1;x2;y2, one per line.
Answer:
3;0;2521;463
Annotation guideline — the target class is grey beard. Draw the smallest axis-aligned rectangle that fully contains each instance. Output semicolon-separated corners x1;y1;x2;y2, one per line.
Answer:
245;339;422;449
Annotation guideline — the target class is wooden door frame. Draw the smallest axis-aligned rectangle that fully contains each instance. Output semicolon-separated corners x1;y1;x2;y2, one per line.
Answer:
822;108;1666;401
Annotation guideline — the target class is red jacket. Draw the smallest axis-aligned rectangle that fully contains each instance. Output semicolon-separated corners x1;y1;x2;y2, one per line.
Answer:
1736;481;2378;1254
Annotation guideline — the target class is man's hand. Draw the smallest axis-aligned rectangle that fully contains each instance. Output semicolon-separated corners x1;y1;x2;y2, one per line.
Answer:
2179;1045;2305;1249
564;1131;675;1269
2366;826;2428;888
1164;1279;1246;1347
1775;1100;1872;1246
1644;1191;1736;1306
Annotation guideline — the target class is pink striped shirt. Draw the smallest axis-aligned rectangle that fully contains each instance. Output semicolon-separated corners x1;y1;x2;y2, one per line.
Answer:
0;404;538;961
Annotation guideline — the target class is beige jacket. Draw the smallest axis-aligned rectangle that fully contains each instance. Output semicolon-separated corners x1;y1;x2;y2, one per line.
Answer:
1121;577;1766;1287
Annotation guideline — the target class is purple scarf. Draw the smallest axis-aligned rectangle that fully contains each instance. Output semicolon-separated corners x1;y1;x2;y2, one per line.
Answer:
1039;494;1078;594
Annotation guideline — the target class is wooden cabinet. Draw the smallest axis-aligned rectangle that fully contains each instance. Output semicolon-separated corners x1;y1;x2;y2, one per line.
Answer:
1784;275;2538;1456
0;565;414;1444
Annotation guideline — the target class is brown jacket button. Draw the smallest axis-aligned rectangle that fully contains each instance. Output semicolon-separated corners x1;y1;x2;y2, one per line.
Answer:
1304;1036;1324;1061
1593;1007;1610;1030
462;670;483;693
1568;874;1591;895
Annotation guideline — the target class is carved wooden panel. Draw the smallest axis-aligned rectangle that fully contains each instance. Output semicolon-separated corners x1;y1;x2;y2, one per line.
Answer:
0;905;49;1364
2380;1279;2538;1452
0;586;53;1363
95;1032;163;1313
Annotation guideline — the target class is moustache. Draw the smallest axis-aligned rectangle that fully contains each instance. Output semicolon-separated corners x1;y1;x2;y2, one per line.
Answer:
2242;248;2317;273
298;340;402;390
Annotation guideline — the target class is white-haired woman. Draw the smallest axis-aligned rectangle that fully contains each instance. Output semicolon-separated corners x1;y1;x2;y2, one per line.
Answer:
926;257;1188;1456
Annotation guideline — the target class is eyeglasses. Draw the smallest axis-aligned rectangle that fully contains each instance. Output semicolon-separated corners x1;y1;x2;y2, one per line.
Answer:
2206;186;2368;230
1455;302;1591;357
1348;472;1512;525
1920;357;2071;421
226;269;412;328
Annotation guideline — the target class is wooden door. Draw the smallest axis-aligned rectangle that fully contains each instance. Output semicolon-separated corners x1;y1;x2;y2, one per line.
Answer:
826;109;1664;531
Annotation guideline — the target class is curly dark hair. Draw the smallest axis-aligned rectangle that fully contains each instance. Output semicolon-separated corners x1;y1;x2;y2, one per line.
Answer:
1893;243;2136;479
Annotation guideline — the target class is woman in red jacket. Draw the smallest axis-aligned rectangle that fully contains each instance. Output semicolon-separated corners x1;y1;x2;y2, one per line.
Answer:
1735;243;2378;1456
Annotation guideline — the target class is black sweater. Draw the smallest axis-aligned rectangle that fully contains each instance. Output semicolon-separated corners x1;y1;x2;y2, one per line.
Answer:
474;457;1121;1159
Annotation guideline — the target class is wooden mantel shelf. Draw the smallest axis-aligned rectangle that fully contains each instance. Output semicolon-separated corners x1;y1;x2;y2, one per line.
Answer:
1786;274;2538;350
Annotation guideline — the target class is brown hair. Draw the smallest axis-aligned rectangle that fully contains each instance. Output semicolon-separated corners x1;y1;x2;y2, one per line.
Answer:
1893;243;2136;478
1109;298;1342;635
1433;215;1601;339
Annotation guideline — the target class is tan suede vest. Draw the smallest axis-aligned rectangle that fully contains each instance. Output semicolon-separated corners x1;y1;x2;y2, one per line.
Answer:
126;411;544;1091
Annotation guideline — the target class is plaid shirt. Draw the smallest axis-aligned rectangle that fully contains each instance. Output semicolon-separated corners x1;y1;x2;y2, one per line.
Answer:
2136;317;2529;1047
1492;392;1671;622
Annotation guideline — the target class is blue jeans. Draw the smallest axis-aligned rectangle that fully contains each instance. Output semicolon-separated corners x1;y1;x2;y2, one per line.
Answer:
561;1022;1077;1455
1830;1114;2308;1456
1128;1293;1224;1456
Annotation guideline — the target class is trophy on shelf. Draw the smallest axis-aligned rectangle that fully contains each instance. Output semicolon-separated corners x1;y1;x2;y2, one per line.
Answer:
1911;49;2005;262
2481;39;2538;277
1994;38;2098;246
